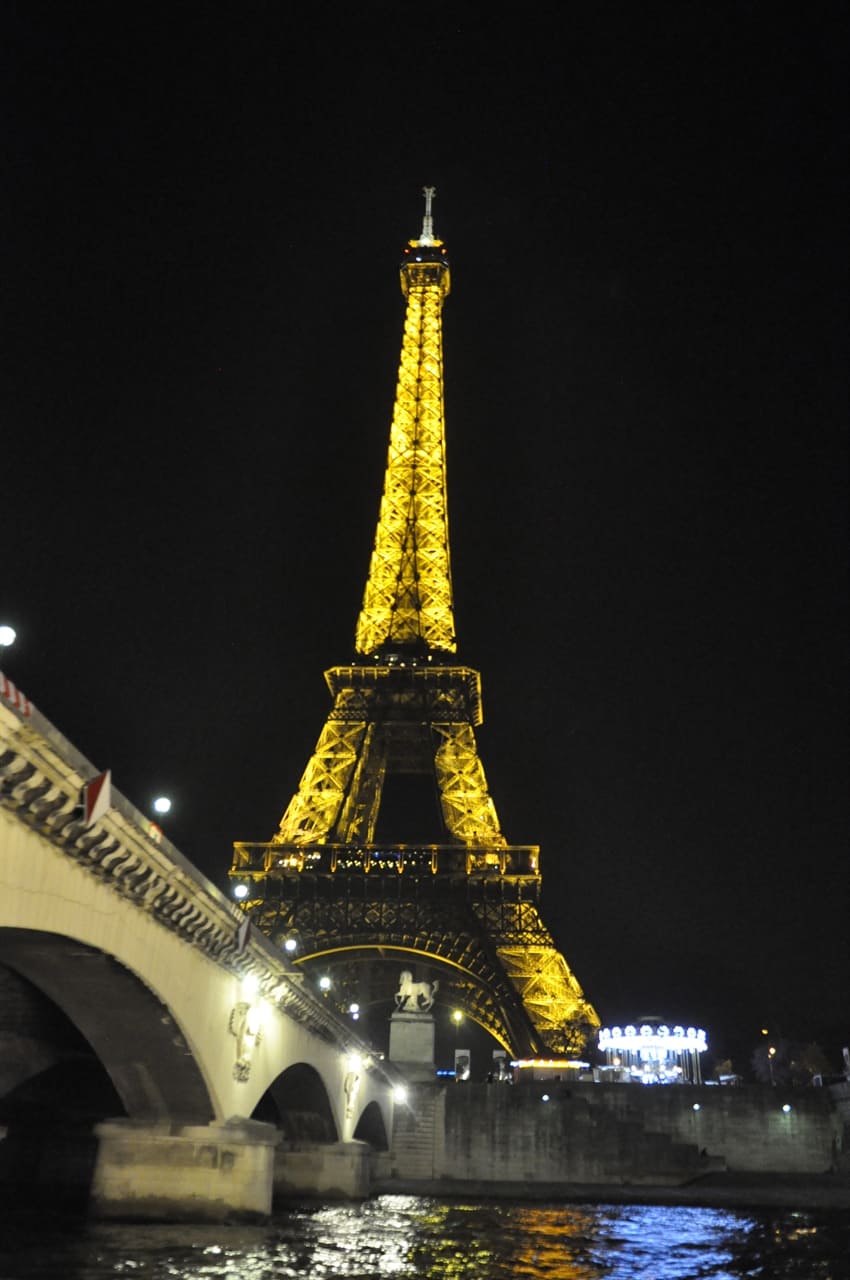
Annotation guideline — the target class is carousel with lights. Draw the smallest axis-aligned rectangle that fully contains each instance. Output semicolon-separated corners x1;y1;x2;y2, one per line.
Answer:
597;1018;708;1084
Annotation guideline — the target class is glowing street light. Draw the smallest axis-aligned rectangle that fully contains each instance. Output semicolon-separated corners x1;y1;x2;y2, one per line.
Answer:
0;624;16;652
153;796;172;815
450;1008;465;1077
233;883;249;900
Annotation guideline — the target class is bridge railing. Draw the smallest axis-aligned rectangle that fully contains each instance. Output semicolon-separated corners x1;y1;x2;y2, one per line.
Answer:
0;671;402;1072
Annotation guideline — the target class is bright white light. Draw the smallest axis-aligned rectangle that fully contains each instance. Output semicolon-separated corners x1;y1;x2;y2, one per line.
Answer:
346;1053;363;1072
599;1024;707;1053
242;974;260;999
692;1103;701;1112
782;1103;792;1113
512;1059;588;1071
284;938;297;953
0;625;15;648
319;975;331;991
348;1002;360;1015
245;1002;265;1035
233;883;249;899
541;1093;550;1102
451;1009;464;1025
153;796;172;815
393;1086;408;1105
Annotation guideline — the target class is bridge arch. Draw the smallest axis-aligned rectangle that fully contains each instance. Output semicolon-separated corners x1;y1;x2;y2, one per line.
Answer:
352;1098;389;1150
0;929;214;1122
0;801;388;1131
253;1062;338;1142
0;713;403;1217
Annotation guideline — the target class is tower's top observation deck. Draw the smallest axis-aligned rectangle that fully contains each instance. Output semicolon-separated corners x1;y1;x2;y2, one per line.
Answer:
355;187;456;657
399;184;451;298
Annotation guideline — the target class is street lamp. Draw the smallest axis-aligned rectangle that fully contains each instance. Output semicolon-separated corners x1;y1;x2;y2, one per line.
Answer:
0;625;15;676
153;796;172;815
451;1008;464;1074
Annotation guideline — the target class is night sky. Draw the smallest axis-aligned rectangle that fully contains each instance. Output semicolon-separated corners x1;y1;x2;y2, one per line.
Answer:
3;5;847;1071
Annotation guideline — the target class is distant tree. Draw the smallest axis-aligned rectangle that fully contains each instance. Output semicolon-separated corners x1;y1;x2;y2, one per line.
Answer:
751;1038;793;1086
751;1038;831;1086
790;1042;831;1085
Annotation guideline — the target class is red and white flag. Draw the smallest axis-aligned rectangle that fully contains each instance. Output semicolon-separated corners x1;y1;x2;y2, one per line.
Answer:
0;673;32;717
82;770;111;827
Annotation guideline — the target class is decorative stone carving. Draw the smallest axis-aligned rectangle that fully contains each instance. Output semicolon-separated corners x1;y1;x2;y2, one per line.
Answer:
343;1068;361;1119
229;1001;263;1081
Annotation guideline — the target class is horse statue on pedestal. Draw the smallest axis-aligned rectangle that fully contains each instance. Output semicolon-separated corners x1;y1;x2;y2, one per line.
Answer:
394;969;439;1013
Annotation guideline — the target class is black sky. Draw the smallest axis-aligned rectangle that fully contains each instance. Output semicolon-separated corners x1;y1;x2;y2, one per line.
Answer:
2;3;848;1069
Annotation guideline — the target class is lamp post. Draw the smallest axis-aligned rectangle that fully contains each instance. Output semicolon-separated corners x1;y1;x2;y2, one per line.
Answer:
451;1009;465;1079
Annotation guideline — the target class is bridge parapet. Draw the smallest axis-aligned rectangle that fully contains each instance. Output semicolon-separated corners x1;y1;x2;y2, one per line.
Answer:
0;673;378;1055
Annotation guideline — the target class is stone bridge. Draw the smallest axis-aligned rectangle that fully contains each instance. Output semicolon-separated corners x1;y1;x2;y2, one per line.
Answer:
0;673;406;1220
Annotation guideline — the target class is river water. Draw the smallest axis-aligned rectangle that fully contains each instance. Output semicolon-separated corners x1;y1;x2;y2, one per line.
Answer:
1;1197;848;1280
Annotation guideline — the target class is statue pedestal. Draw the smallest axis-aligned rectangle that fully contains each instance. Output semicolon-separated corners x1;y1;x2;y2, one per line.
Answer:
388;1011;435;1082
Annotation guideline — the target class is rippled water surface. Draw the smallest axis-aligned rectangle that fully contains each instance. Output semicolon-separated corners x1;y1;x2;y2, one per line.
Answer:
2;1197;848;1279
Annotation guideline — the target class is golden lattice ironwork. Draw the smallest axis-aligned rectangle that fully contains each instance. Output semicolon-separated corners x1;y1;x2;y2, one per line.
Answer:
230;189;598;1056
355;188;454;657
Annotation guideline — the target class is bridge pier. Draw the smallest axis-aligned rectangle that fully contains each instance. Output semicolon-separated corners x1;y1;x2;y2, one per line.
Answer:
90;1117;279;1222
274;1139;372;1200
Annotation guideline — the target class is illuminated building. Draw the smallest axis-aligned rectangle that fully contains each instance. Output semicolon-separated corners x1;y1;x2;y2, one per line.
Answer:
598;1019;708;1084
229;189;598;1057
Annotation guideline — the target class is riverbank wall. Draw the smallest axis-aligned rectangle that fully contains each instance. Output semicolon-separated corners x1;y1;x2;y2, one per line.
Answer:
372;1078;849;1208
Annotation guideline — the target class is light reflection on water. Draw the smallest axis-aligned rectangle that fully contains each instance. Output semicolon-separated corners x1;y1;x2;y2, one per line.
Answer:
1;1196;848;1279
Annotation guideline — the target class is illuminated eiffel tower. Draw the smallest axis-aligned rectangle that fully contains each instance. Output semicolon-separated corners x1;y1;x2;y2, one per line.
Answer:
230;190;598;1056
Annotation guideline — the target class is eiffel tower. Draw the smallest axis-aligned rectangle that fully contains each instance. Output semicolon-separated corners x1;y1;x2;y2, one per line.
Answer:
230;189;599;1057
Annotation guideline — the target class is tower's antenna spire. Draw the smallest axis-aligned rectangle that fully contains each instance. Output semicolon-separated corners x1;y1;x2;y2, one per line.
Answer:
419;185;437;246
